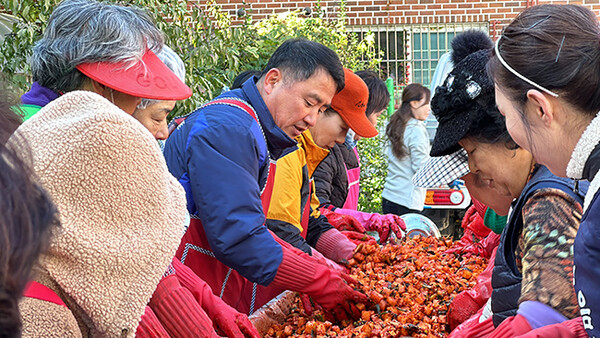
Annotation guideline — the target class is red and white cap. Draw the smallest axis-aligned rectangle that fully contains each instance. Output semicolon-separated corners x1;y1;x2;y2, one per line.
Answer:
76;49;192;100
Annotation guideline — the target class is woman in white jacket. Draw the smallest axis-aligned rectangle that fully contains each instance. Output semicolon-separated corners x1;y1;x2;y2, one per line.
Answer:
382;83;431;215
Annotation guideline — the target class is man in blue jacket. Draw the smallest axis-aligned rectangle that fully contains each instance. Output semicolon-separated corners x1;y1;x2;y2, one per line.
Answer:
164;38;367;316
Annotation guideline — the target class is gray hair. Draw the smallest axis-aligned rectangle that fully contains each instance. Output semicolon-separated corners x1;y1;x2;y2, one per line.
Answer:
137;45;186;109
31;0;164;93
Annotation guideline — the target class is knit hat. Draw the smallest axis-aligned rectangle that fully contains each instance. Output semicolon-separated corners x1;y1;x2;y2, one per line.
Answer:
330;69;377;138
430;31;495;156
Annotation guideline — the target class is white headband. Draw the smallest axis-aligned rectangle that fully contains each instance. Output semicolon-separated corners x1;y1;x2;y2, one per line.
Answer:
495;37;559;98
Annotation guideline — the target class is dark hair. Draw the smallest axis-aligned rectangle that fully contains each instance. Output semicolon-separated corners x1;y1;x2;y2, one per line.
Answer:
355;70;390;117
231;70;261;90
260;38;345;92
0;92;58;335
488;4;600;118
386;83;430;159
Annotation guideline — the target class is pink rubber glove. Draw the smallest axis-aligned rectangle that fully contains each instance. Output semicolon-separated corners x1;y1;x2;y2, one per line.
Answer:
320;208;365;233
172;259;260;338
333;208;406;243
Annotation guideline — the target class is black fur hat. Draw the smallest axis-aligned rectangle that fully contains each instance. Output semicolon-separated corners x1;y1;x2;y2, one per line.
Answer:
430;31;496;156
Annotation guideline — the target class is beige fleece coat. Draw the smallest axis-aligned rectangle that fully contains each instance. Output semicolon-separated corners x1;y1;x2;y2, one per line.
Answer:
12;91;187;337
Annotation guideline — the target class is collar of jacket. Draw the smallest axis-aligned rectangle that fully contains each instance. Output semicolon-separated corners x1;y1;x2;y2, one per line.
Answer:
240;77;296;160
567;111;600;180
297;129;330;177
566;111;600;212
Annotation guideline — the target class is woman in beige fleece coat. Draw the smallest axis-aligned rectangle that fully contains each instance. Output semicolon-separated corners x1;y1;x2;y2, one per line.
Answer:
10;0;193;336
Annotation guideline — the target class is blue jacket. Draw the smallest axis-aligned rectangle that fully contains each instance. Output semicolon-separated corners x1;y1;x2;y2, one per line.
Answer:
574;143;600;336
163;78;296;285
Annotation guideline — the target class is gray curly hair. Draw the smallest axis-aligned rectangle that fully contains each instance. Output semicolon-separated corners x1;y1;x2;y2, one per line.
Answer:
31;0;164;93
136;45;186;110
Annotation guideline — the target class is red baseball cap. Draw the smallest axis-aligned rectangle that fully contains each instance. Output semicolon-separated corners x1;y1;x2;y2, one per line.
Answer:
330;69;378;138
76;49;192;100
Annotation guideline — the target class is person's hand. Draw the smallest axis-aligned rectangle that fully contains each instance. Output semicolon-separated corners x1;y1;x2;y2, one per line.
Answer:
308;272;366;322
271;240;367;323
320;208;365;233
340;230;378;245
366;214;406;243
311;248;348;273
172;259;260;338
203;297;260;338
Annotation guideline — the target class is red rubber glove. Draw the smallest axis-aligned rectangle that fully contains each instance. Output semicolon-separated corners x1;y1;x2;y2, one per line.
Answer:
340;230;378;245
489;314;533;338
448;291;485;330
148;274;219;337
449;316;496;338
314;228;357;262
320;208;365;233
270;238;368;322
136;306;169;338
172;259;260;338
514;317;587;338
461;204;490;240
446;232;501;259
311;248;348;273
448;248;496;330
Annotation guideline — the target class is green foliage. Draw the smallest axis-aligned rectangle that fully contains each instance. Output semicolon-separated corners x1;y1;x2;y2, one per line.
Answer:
1;0;386;210
358;116;389;213
1;0;380;118
0;0;57;92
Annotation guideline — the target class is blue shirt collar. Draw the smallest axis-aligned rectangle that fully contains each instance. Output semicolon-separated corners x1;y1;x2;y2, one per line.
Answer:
240;77;296;159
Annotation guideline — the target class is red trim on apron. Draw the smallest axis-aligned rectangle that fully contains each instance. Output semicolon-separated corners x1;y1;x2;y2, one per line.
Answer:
23;281;67;307
342;147;361;210
174;98;283;314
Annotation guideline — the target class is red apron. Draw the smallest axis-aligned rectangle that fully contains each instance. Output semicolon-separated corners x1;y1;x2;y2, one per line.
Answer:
23;281;67;307
342;147;361;210
174;98;284;315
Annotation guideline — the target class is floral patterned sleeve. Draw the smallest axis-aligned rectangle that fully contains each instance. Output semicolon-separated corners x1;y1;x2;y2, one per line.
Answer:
517;188;583;319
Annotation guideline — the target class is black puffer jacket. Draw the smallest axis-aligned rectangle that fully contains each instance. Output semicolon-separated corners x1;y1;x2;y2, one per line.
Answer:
313;143;359;209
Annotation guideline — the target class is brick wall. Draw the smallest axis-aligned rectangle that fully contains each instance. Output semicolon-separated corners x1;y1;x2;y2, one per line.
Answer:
198;0;600;39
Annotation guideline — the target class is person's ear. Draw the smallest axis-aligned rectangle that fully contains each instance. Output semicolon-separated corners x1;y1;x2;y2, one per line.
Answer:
262;68;283;95
526;89;555;127
409;100;420;109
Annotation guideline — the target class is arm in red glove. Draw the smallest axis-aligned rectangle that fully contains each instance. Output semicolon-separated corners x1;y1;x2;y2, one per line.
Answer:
148;274;219;338
489;314;533;338
448;252;495;329
171;259;260;338
332;208;406;243
136;306;169;338
315;228;357;262
446;232;501;259
514;317;587;338
311;247;347;273
269;237;368;321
